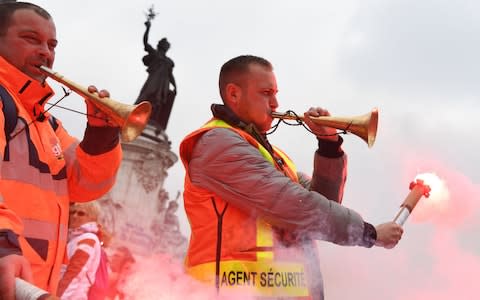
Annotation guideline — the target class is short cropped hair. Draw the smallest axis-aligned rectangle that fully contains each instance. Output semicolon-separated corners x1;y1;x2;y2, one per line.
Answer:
0;2;52;36
219;55;272;101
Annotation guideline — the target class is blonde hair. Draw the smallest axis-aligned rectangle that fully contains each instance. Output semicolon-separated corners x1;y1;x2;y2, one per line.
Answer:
70;202;100;222
69;201;112;247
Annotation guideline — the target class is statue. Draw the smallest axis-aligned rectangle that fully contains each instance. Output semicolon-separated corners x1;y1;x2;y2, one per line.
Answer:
135;6;177;132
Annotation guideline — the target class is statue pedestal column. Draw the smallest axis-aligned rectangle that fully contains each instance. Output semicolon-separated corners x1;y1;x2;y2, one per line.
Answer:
98;124;187;258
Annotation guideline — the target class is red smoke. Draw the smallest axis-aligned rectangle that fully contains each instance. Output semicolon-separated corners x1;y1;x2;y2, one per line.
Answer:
319;149;480;299
120;253;216;299
402;155;479;228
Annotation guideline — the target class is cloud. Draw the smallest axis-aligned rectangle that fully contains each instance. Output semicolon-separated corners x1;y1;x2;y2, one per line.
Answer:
337;0;480;98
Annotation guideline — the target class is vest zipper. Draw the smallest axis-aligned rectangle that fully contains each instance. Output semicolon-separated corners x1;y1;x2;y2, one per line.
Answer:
211;196;228;293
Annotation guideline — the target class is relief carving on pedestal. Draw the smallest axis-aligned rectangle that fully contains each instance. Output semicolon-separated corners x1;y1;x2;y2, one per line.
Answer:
133;152;166;193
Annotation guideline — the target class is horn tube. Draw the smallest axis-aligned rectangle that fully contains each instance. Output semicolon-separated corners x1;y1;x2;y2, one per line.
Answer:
271;108;378;148
39;66;152;142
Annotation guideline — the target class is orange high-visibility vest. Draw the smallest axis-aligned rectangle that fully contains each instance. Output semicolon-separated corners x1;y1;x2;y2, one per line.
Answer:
0;56;121;293
180;119;312;299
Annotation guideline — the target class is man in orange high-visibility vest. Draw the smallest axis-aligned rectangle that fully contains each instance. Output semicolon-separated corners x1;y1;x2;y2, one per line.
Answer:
0;2;122;298
180;55;403;299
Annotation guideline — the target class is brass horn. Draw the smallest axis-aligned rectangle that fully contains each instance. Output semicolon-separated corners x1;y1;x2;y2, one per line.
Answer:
39;66;152;142
271;108;379;148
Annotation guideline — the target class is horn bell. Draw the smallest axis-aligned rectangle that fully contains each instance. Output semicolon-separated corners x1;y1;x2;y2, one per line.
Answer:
308;108;378;148
92;98;152;142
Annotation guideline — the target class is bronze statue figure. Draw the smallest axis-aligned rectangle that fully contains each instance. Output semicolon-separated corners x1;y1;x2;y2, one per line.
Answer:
135;7;177;132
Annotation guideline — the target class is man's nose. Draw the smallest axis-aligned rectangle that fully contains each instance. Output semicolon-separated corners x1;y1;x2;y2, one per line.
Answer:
270;95;279;109
36;43;54;60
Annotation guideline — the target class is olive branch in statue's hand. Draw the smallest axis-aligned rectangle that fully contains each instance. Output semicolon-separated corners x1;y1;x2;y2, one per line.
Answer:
145;5;157;23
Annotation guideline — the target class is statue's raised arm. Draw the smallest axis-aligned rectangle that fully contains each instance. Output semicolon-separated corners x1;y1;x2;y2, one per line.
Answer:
143;20;153;53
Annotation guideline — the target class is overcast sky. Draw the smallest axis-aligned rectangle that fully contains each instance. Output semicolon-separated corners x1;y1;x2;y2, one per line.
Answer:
31;0;480;299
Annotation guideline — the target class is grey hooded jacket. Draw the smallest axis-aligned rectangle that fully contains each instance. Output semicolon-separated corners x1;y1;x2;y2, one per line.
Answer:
185;116;376;299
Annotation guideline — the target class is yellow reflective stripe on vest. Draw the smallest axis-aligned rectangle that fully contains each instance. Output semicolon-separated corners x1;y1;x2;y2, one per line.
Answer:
256;219;273;260
187;260;309;298
202;119;230;129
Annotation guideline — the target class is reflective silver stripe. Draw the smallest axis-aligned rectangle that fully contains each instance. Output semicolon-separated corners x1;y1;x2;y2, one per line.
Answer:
2;126;68;196
0;194;4;203
58;223;67;241
1;162;68;195
64;137;117;194
70;158;117;192
22;218;67;242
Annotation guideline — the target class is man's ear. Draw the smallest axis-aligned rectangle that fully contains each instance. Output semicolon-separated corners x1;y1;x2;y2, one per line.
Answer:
224;83;241;108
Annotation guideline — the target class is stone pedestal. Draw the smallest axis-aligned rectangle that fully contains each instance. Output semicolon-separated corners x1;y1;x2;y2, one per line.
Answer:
97;124;187;259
